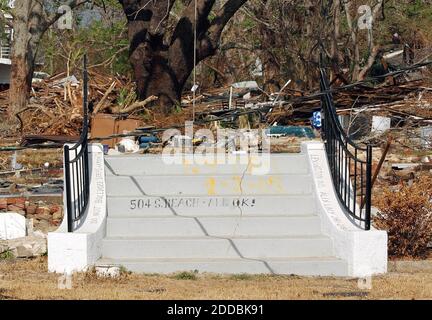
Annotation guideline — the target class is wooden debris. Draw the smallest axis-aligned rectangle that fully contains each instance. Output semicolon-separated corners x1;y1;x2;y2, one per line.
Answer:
110;95;158;114
0;71;137;136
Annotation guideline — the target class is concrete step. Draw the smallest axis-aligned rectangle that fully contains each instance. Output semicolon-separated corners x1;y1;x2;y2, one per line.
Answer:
106;216;323;237
105;154;309;176
100;151;348;276
102;236;333;260
106;174;313;196
106;195;316;217
96;257;348;276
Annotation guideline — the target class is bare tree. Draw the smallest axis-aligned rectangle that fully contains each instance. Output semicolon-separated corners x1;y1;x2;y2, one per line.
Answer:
251;0;280;94
2;0;90;116
244;0;386;89
245;0;332;90
119;0;247;111
342;0;384;81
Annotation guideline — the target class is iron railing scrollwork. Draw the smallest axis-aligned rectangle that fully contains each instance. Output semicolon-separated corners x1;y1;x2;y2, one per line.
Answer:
64;56;90;232
319;68;372;230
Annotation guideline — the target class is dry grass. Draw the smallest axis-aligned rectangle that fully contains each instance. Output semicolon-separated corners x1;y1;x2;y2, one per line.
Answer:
0;257;431;300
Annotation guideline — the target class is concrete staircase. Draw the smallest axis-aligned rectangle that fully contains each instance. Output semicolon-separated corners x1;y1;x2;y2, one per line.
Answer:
97;153;349;275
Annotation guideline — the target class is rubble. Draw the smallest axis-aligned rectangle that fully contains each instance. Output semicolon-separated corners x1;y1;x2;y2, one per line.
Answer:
231;81;259;90
0;230;47;258
117;137;140;153
0;71;136;137
0;210;50;259
51;75;79;88
0;212;26;240
0;62;429;152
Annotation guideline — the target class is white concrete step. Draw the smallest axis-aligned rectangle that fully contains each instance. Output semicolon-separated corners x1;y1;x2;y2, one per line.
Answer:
102;236;334;259
99;152;350;276
96;257;349;276
106;216;323;237
105;154;309;176
106;174;313;196
106;195;316;217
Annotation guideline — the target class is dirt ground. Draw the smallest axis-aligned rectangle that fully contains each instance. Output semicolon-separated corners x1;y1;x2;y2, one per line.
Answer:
0;257;431;300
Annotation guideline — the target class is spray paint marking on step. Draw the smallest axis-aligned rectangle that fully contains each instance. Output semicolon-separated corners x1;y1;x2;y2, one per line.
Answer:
129;197;256;210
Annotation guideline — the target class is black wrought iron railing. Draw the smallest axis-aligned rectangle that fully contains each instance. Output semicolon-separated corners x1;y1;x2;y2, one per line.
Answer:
64;56;90;232
319;68;372;230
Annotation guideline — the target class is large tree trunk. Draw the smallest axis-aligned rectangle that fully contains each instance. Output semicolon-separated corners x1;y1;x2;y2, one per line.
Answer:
9;53;35;115
9;18;39;116
123;0;179;112
120;0;247;112
128;33;181;111
8;0;38;116
135;57;181;110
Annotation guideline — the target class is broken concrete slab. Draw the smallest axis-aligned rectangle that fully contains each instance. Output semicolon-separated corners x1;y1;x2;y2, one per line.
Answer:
0;212;26;240
0;231;47;258
0;243;8;254
372;116;391;133
231;81;259;90
51;75;79;88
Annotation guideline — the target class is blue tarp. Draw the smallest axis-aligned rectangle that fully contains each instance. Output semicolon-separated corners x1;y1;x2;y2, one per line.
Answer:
266;126;315;138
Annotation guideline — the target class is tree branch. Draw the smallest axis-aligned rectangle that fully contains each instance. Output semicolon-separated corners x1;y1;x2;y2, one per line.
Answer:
111;95;158;113
198;0;248;60
208;0;247;39
170;0;215;46
148;0;176;35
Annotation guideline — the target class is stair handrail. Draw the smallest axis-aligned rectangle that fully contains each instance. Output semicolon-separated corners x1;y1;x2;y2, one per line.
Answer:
319;68;372;230
64;55;90;232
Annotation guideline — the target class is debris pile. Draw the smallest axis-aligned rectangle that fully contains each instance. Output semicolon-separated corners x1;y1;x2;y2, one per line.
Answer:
0;71;135;136
331;81;432;120
264;77;432;126
0;210;48;259
0;230;47;259
0;64;430;156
